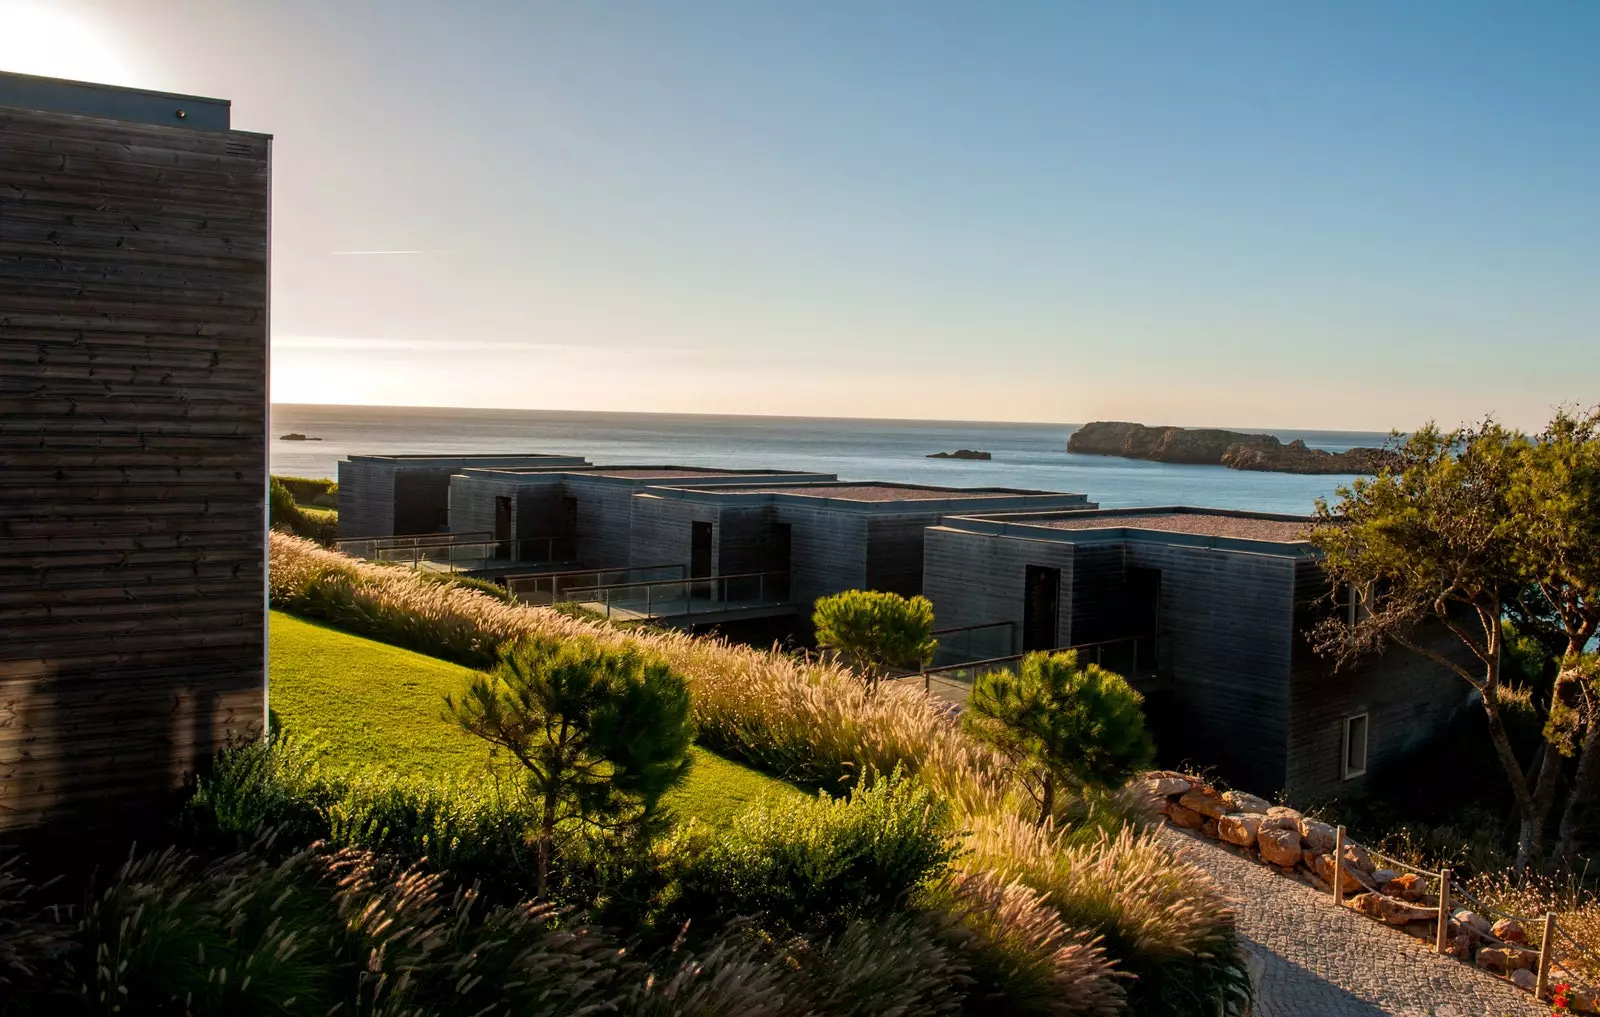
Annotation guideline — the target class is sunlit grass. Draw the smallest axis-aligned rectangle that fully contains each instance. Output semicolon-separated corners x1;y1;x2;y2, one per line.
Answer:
267;609;801;825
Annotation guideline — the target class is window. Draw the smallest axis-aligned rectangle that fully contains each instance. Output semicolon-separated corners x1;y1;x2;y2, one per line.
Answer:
1342;713;1369;780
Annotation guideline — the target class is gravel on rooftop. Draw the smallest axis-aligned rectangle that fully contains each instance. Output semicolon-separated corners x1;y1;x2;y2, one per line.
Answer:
1033;512;1313;542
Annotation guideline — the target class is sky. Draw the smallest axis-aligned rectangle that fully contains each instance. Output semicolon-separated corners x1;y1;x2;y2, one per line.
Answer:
2;1;1596;430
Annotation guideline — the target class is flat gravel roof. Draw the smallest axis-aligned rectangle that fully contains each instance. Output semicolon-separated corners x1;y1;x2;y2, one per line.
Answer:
589;468;780;479
734;484;1037;501
1034;512;1313;542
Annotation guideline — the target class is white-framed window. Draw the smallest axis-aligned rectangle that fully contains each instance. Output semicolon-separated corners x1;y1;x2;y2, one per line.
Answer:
1342;713;1369;780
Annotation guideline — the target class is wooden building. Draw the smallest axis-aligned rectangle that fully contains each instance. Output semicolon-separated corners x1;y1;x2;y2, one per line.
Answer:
923;507;1467;801
0;72;271;834
336;453;589;540
635;483;1097;611
446;465;836;568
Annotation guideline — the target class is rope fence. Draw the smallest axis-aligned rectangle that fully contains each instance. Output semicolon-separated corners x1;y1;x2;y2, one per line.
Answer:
1331;824;1591;1004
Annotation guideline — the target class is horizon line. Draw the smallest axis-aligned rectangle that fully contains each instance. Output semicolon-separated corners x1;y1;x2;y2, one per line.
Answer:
267;400;1403;435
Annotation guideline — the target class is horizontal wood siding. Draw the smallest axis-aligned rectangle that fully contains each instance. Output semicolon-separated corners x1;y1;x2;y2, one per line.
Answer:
1127;543;1295;794
1284;560;1472;802
0;105;268;832
922;527;1076;644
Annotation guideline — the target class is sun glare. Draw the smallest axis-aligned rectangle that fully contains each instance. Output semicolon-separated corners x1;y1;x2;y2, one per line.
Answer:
0;2;139;86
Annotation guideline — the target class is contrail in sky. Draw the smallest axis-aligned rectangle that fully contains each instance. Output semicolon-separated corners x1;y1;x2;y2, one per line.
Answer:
329;249;451;256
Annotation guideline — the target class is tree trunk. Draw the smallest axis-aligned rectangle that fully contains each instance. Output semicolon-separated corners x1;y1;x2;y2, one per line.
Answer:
1550;656;1600;868
1551;718;1600;870
537;784;559;897
1481;693;1544;870
1036;772;1055;828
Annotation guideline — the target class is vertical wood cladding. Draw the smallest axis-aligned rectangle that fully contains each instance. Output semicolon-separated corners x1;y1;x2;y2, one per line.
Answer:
627;495;712;573
774;506;869;611
336;459;392;538
0;105;270;832
922;527;1076;646
1068;544;1129;645
1283;561;1472;802
865;515;936;596
1125;544;1297;794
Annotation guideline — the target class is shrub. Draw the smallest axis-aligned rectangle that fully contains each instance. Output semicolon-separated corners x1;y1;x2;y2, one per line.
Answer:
965;651;1155;825
271;475;338;508
53;844;344;1016
928;868;1125;1017
447;635;694;895
269;477;338;546
790;915;970;1017
812;589;938;691
185;733;342;847
673;767;958;936
966;817;1251;1017
0;856;66;1012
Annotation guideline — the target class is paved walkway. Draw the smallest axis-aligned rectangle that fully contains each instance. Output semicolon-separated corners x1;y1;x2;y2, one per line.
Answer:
1158;827;1546;1017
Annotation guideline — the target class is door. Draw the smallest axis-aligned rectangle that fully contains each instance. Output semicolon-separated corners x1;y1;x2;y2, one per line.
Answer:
1023;565;1060;653
690;521;713;598
1127;566;1162;675
494;497;512;559
770;522;792;600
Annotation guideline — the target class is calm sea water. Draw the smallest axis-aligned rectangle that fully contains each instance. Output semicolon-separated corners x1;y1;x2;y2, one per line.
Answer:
269;404;1390;515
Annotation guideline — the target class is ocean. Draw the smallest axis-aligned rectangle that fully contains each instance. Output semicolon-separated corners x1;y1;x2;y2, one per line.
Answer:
269;404;1391;515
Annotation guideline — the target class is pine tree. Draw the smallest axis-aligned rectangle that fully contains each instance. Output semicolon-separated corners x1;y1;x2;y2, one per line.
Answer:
446;635;693;894
964;650;1154;826
812;590;938;693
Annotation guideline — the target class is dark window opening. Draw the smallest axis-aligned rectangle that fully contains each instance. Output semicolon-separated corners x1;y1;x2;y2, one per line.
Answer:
1343;713;1369;779
494;496;512;559
690;521;714;597
1023;565;1060;653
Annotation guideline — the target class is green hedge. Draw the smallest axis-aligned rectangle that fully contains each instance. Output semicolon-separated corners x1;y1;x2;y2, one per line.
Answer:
272;474;338;508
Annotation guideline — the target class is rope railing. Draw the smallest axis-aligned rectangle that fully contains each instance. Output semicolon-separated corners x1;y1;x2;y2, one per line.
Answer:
1331;824;1584;1004
1330;826;1455;959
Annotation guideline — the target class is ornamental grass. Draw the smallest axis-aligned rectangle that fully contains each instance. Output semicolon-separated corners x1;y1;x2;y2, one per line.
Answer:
267;532;1249;1016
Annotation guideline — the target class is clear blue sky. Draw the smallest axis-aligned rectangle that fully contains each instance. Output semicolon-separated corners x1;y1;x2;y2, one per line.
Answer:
4;1;1595;429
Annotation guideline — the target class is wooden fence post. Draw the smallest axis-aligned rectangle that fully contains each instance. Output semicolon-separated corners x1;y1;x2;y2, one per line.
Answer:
1536;911;1557;1001
1435;868;1451;954
1332;826;1345;903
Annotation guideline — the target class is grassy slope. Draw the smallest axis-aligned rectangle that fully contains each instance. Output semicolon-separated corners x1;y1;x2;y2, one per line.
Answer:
268;610;801;826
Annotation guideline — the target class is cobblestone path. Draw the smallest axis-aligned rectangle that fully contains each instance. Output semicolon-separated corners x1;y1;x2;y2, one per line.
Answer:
1159;827;1546;1017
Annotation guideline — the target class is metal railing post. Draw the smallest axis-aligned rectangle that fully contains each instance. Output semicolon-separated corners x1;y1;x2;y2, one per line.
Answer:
1435;868;1451;954
1332;826;1346;903
1536;912;1557;1000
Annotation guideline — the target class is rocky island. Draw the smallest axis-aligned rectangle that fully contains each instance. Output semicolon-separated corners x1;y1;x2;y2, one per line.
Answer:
927;449;992;460
1067;421;1394;475
279;433;323;441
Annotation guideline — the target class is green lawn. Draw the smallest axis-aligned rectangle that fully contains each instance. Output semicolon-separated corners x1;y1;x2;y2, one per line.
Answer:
268;610;801;826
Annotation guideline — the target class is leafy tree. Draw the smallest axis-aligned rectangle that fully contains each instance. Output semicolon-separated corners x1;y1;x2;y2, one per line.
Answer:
1512;406;1600;866
963;650;1154;825
812;590;937;692
1307;420;1557;866
445;635;693;894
